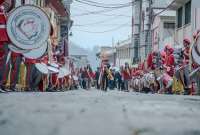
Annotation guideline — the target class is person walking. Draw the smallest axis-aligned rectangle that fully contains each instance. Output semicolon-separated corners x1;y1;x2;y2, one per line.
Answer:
95;67;100;89
123;63;132;92
101;65;109;91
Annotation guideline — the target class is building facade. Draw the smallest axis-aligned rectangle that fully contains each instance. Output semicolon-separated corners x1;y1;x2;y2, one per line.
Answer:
116;38;132;67
152;10;176;51
15;0;73;64
170;0;200;46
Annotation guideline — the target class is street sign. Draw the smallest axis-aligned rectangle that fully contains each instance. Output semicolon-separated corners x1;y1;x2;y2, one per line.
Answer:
7;5;50;50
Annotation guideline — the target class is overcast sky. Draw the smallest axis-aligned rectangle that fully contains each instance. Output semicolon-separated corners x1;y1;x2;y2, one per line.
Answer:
70;0;132;50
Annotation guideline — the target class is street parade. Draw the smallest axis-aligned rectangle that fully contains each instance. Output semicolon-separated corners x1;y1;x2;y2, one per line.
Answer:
0;0;200;96
0;0;200;135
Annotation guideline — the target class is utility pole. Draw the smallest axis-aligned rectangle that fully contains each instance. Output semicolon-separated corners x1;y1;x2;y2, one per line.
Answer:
131;0;134;64
133;0;141;64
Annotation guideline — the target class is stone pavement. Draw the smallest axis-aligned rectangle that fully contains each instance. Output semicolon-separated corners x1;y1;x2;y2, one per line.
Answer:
0;89;200;135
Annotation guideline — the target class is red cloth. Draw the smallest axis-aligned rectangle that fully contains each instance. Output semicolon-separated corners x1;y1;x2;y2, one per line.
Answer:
123;69;132;80
0;0;4;5
0;42;5;58
24;58;37;64
147;53;153;69
0;12;9;42
165;54;175;66
164;54;175;76
11;52;21;57
51;73;58;86
183;47;190;64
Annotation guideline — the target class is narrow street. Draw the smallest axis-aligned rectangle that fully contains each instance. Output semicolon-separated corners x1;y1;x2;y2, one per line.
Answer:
0;89;200;135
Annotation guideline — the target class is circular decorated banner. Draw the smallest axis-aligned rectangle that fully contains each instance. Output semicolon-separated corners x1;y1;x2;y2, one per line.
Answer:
7;5;50;50
8;43;29;54
22;41;48;59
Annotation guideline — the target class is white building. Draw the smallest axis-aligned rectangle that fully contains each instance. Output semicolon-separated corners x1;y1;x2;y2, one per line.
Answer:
169;0;200;46
152;10;176;51
69;42;89;68
116;38;132;67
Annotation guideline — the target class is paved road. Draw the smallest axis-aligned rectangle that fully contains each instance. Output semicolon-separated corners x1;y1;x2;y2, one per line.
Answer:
0;89;200;135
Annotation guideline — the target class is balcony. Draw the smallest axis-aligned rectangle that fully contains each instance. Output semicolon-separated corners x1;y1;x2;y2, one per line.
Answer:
169;0;190;10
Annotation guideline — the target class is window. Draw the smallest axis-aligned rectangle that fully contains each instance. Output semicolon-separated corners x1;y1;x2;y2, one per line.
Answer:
177;7;183;28
21;0;25;5
164;22;175;29
185;1;191;24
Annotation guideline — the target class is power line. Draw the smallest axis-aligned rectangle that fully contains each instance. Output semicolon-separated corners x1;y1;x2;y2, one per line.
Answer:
73;22;130;33
74;0;132;9
153;0;176;17
81;0;132;6
74;24;132;27
73;16;121;26
72;6;131;17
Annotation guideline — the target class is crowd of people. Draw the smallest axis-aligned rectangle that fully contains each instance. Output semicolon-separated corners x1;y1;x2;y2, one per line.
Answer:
76;30;200;96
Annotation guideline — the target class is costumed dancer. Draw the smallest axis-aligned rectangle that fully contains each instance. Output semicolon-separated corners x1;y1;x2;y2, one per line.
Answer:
25;58;42;91
0;6;10;92
9;52;22;91
191;30;200;95
38;56;49;92
123;62;132;92
180;38;191;95
162;45;175;94
101;64;109;91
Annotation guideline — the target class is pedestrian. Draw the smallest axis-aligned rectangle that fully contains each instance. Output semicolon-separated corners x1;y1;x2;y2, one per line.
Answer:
115;69;122;91
123;63;132;92
101;65;109;91
163;45;175;94
81;67;90;89
95;67;100;89
108;68;115;90
180;38;191;95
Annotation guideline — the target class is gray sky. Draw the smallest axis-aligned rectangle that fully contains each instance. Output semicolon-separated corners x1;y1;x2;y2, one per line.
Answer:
70;0;132;49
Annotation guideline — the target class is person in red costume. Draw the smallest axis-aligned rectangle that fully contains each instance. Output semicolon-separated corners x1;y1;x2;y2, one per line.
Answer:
180;38;191;95
123;62;132;91
9;52;22;91
0;6;10;92
147;53;153;70
163;44;175;77
24;57;43;91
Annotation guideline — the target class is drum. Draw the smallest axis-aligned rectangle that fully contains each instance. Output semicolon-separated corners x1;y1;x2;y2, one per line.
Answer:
47;65;59;73
35;63;49;74
58;68;65;78
49;63;59;68
162;73;173;88
22;42;47;59
6;5;50;50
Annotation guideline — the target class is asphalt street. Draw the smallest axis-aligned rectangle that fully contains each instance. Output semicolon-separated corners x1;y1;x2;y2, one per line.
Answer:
0;89;200;135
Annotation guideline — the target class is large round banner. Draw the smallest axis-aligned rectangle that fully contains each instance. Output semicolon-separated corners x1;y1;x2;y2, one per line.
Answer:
8;43;29;54
22;42;48;59
7;5;50;50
